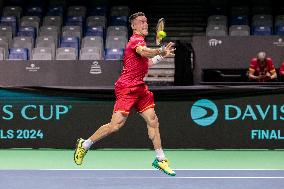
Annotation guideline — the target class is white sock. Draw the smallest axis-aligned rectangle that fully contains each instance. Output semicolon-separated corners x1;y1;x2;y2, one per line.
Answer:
82;139;94;150
155;148;166;161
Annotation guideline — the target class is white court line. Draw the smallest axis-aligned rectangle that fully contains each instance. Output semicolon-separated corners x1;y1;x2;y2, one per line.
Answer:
81;177;284;179
38;169;284;171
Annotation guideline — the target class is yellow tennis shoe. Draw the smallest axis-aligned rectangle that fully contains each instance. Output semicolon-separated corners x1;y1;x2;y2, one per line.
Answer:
152;158;176;176
74;138;88;165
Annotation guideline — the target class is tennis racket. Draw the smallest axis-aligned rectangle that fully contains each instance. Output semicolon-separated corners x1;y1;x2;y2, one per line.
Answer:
155;18;165;47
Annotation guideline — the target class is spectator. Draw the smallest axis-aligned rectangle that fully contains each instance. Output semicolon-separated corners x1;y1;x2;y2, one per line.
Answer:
248;51;277;82
279;61;284;81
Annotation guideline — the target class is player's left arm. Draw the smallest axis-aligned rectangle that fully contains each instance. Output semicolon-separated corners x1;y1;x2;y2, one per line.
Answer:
269;68;277;80
148;42;175;67
268;59;277;80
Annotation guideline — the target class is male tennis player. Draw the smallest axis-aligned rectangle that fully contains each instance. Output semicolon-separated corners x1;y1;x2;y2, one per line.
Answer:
74;12;176;176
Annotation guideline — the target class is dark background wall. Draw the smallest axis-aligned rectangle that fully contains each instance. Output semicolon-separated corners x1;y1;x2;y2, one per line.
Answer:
192;36;284;84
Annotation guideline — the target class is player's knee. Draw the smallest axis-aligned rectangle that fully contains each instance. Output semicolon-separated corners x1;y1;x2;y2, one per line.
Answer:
148;115;159;128
109;120;124;133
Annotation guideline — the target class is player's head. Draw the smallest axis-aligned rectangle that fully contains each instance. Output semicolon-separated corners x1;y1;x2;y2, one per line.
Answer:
257;51;266;65
129;12;148;36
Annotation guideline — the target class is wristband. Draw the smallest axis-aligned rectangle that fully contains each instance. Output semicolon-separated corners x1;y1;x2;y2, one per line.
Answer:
151;55;164;65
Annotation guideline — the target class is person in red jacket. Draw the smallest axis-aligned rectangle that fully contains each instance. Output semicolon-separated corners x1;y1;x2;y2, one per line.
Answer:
248;52;277;82
279;61;284;81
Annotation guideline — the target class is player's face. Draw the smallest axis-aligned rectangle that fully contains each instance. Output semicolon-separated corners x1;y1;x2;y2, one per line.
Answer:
133;16;148;36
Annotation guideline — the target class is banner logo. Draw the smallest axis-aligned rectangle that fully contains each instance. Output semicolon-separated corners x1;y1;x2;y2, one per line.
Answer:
190;99;218;126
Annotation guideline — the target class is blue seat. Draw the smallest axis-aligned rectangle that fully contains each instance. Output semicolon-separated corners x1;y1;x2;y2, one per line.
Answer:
66;16;84;27
85;26;104;37
88;6;107;16
18;26;36;39
0;16;17;36
252;26;272;35
230;15;248;25
8;48;28;60
26;6;42;17
47;6;64;17
105;48;124;60
276;25;284;35
60;36;79;55
60;36;79;48
110;16;128;26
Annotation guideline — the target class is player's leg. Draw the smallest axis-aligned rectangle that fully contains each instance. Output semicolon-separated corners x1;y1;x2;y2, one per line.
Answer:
74;112;128;165
140;108;176;176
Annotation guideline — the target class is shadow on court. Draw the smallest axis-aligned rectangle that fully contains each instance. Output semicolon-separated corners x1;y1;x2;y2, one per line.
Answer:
0;170;284;189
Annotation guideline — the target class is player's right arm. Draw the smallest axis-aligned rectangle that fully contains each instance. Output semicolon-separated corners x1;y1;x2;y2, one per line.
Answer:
248;59;260;80
136;46;163;58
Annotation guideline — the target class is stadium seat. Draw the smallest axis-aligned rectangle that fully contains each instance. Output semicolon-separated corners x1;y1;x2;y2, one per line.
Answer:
275;15;284;33
229;25;250;36
79;47;103;60
0;36;9;58
26;6;42;17
252;26;272;35
110;16;128;26
0;47;5;60
0;26;13;45
31;47;53;60
206;25;227;36
231;6;249;16
275;25;284;35
43;16;62;28
230;15;248;26
47;6;64;17
65;16;84;27
36;36;56;58
210;6;227;15
106;36;127;49
110;6;129;16
105;48;124;60
88;6;107;16
39;26;60;45
56;47;77;60
60;36;79;55
8;48;28;60
107;26;128;38
82;36;103;49
60;36;79;47
18;26;36;39
20;16;40;35
252;14;273;27
86;16;106;28
0;16;17;36
3;6;22;20
208;15;227;27
85;26;104;37
252;6;272;15
12;37;34;58
62;26;82;40
67;6;86;17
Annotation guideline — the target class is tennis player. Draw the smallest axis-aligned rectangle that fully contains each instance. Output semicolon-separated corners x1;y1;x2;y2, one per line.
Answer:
74;12;176;176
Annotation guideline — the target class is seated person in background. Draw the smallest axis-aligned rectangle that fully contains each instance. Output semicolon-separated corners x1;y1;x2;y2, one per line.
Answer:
248;51;277;82
279;61;284;81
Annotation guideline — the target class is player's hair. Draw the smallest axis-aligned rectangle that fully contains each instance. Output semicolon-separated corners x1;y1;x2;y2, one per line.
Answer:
129;12;145;24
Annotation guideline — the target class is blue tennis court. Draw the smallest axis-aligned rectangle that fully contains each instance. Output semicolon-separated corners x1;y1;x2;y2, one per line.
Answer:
1;170;284;189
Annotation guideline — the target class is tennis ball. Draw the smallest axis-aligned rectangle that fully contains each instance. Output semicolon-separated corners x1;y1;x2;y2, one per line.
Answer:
158;31;166;39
